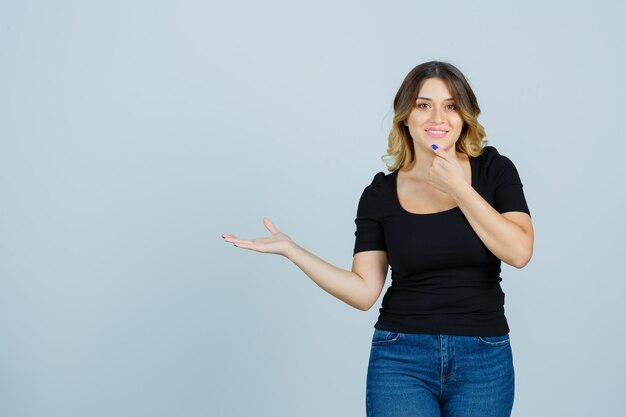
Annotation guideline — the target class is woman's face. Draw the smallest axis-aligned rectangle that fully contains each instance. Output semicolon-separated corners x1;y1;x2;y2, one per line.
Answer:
406;77;464;153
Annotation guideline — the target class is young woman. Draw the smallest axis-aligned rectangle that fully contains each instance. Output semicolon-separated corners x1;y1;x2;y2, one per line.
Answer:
222;61;534;417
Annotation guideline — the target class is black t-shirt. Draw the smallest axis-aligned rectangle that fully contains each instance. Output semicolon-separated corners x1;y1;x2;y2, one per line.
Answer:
353;145;530;336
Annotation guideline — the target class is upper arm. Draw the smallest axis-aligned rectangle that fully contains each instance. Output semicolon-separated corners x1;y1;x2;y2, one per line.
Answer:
501;211;533;237
501;211;534;267
352;250;388;310
352;172;389;309
491;152;530;217
490;152;534;267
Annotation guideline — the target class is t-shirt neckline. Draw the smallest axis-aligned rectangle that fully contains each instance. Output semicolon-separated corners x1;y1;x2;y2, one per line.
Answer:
393;155;475;216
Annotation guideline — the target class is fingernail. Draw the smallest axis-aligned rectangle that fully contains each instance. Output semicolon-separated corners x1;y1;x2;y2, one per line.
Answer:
431;144;438;150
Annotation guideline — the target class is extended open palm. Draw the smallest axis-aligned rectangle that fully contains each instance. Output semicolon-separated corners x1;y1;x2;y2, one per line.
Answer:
222;217;294;258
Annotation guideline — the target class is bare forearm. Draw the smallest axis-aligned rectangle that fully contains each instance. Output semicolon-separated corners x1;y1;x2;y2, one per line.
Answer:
286;242;369;310
452;182;531;268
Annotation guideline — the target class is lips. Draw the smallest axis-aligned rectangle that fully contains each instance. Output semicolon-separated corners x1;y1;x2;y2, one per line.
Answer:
425;128;448;138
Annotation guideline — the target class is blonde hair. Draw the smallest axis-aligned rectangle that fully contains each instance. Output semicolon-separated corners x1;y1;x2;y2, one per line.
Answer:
382;61;488;171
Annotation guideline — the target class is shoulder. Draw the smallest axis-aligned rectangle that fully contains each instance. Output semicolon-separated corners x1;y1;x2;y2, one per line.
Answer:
362;171;392;194
476;145;526;187
478;145;520;176
357;171;393;207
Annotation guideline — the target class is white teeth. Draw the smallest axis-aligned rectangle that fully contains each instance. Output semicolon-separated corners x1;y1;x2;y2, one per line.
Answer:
427;130;446;134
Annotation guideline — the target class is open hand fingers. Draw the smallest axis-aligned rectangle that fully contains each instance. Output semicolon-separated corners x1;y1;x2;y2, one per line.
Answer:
222;218;292;256
222;234;254;246
263;217;280;235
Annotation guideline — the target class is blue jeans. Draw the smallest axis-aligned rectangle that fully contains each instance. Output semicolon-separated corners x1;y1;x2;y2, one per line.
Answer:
366;329;514;417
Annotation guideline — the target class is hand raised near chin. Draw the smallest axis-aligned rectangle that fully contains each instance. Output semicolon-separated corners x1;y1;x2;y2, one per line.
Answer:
427;145;467;197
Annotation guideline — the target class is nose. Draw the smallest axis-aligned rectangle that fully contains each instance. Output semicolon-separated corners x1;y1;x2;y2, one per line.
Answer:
431;106;444;124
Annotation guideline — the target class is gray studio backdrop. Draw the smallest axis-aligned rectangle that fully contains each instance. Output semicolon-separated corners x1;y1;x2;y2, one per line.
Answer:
1;1;624;416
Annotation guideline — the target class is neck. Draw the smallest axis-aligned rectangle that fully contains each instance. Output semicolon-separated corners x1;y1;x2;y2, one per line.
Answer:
402;145;462;178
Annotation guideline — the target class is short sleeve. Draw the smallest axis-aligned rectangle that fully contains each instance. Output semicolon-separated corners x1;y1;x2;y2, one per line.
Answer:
353;172;387;256
492;155;531;217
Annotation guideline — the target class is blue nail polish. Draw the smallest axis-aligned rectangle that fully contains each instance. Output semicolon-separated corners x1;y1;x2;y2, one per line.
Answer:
431;144;438;150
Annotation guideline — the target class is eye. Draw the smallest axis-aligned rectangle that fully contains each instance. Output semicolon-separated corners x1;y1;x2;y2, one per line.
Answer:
416;102;429;109
446;104;457;110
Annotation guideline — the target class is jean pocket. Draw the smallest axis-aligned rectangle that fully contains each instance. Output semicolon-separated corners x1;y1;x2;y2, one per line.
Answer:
477;333;510;347
371;329;401;345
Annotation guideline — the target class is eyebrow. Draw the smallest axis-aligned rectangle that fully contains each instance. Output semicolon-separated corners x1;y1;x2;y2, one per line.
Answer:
416;96;455;101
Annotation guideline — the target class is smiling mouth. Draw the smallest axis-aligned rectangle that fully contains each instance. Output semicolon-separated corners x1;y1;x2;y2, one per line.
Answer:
425;129;448;137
